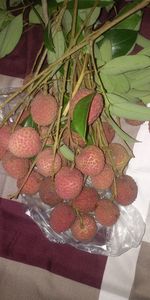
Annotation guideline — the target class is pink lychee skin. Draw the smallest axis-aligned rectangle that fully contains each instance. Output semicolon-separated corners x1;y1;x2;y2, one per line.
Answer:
2;151;30;179
91;164;114;190
70;88;103;125
0;145;6;160
31;92;58;126
0;125;12;149
95;199;120;227
75;145;105;176
71;215;97;242
36;148;62;177
8;127;41;158
55;166;84;200
17;171;43;195
49;203;76;233
72;187;99;213
39;177;62;206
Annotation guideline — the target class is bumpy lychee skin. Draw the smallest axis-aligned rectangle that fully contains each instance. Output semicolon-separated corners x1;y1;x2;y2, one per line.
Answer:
106;143;130;172
95;199;120;226
115;174;138;206
17;171;43;195
70;88;103;125
91;164;114;190
0;125;12;149
0;145;6;160
2;152;30;179
8;127;41;158
72;187;99;213
75;145;105;176
102;121;115;144
49;203;76;233
31;92;58;126
36;148;62;177
55;166;84;200
71;215;97;242
39;177;62;206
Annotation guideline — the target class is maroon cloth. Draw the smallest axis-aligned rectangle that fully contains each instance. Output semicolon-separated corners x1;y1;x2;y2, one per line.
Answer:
0;25;43;79
0;197;107;289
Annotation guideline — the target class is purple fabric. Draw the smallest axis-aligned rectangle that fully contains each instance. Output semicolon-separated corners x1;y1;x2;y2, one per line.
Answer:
0;197;107;289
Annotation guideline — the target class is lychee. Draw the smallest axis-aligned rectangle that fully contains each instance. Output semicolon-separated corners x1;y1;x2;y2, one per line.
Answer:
17;171;43;195
0;145;6;160
115;174;138;206
71;215;97;242
55;166;84;200
102;121;115;144
0;125;12;149
49;203;76;233
70;88;103;125
8;127;41;158
106;143;130;172
39;177;62;206
95;199;120;226
2;151;30;179
72;187;99;213
91;164;114;190
36;148;61;177
75;145;105;176
31;92;58;126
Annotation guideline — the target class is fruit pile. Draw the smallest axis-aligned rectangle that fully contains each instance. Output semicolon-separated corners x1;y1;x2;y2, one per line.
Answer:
0;89;139;243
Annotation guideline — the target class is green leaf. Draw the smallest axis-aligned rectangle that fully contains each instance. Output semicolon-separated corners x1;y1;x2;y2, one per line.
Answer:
115;12;141;31
44;24;55;52
99;38;112;62
126;89;150;98
29;5;43;24
53;29;65;59
101;55;150;75
104;29;137;58
59;144;74;161
0;10;14;31
71;93;95;139
136;34;150;49
78;7;101;26
62;9;72;35
109;101;150;121
0;1;6;9
142;95;150;104
140;46;150;56
107;115;137;143
67;0;114;9
101;73;130;94
21;115;38;130
0;13;23;58
125;68;150;90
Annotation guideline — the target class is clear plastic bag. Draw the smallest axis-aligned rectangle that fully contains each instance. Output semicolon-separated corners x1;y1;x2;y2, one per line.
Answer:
24;194;145;257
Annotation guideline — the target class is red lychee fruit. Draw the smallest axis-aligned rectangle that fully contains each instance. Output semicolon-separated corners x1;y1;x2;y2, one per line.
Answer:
91;164;114;190
2;151;30;179
17;171;43;195
49;203;76;233
115;174;138;206
102;121;115;144
55;166;84;200
62;128;86;150
31;92;58;126
0;125;12;149
95;199;120;226
8;127;41;158
75;145;105;176
39;177;62;206
0;145;6;160
36;148;62;177
106;143;130;172
71;215;97;242
70;88;103;125
72;187;99;213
